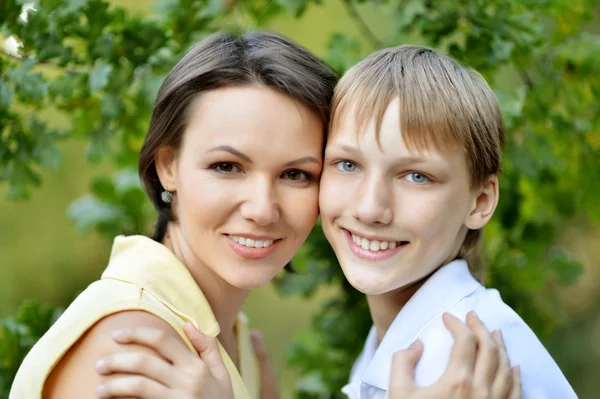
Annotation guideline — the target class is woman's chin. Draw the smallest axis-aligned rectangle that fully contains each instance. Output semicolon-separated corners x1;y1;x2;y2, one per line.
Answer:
222;268;279;291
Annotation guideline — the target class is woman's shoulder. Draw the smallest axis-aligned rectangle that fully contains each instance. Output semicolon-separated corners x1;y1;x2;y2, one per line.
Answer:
43;310;184;399
10;279;187;399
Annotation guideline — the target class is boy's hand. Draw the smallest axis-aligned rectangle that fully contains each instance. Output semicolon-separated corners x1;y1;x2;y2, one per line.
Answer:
389;312;521;399
250;330;279;399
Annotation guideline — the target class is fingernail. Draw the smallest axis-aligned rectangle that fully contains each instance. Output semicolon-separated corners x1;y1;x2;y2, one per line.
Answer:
496;329;504;341
95;359;105;373
468;310;478;318
112;329;123;339
96;385;106;397
408;339;420;350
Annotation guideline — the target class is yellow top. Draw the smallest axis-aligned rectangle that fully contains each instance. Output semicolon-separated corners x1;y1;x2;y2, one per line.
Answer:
10;235;259;399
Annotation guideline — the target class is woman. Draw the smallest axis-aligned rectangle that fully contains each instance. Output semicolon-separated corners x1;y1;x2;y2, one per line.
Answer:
10;30;335;399
10;31;518;399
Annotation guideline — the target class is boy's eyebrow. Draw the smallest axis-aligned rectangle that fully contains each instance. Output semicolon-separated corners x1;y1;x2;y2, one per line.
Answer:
326;143;360;154
206;145;253;163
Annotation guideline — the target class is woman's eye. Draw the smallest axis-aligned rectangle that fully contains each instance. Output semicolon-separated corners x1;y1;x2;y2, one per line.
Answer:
405;172;429;184
211;163;239;173
282;170;312;182
335;160;359;172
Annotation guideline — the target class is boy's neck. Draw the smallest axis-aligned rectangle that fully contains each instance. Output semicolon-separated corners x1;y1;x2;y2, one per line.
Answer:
366;278;427;344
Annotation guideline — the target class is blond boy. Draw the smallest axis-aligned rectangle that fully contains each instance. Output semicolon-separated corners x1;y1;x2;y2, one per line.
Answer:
319;45;576;399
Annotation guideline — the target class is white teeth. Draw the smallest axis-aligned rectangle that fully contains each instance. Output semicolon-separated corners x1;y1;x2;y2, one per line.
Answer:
351;233;400;252
361;238;369;250
229;235;275;248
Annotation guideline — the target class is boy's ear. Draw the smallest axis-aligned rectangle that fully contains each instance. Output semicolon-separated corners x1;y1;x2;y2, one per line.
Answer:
465;175;499;230
155;146;178;192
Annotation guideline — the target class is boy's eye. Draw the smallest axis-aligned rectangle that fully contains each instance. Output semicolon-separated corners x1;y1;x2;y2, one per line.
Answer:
211;162;240;173
335;160;359;172
282;170;312;182
405;172;429;184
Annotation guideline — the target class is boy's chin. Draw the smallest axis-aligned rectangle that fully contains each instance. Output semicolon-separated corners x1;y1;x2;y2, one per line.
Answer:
342;267;395;296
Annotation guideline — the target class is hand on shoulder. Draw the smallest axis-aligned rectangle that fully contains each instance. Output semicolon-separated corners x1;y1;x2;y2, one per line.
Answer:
389;312;521;399
43;310;185;399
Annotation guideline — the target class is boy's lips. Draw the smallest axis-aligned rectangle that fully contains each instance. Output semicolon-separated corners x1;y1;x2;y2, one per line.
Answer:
342;229;408;261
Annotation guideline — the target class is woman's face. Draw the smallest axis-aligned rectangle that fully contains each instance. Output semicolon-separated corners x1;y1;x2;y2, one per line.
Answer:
157;86;323;290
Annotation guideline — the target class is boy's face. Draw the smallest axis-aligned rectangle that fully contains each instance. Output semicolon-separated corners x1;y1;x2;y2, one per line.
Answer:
320;98;497;296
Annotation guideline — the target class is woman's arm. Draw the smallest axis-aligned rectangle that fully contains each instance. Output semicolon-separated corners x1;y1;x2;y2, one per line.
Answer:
43;311;188;399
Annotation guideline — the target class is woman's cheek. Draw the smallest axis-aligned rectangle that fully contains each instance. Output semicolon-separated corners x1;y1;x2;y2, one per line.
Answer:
287;187;319;234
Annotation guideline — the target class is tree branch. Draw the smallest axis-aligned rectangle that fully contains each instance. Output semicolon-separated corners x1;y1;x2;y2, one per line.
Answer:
341;0;384;48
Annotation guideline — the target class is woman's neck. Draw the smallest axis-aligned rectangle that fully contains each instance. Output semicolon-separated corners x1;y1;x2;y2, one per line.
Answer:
162;226;248;335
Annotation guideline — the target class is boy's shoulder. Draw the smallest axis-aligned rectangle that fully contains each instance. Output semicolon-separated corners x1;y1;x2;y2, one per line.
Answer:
415;287;577;398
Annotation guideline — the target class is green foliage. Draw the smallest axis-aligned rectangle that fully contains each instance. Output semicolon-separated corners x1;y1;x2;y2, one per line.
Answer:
0;301;62;398
1;0;599;397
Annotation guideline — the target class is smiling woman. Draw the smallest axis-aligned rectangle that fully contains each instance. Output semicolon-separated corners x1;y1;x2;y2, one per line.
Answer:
152;86;324;290
9;30;337;399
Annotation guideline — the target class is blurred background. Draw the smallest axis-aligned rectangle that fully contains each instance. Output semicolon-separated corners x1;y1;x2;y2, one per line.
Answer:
1;0;599;398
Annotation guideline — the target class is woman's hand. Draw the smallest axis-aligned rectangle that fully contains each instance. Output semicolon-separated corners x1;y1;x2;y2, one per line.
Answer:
95;323;233;399
389;312;521;399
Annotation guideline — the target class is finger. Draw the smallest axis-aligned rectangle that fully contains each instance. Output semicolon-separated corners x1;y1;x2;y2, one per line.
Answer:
112;327;191;366
96;376;171;399
184;323;230;382
466;312;499;391
508;366;522;399
491;330;513;399
96;352;178;388
441;313;476;380
251;330;278;399
388;340;423;397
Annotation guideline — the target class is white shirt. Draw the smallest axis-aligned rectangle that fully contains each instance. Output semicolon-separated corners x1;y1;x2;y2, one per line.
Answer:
342;260;577;399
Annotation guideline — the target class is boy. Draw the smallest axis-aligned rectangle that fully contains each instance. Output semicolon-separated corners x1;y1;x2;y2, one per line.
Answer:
319;45;576;398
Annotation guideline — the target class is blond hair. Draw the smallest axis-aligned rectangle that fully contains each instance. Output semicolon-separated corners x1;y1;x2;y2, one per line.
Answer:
331;45;505;274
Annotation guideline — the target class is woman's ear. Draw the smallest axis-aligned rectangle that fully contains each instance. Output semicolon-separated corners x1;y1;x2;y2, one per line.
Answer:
155;146;178;192
465;175;499;230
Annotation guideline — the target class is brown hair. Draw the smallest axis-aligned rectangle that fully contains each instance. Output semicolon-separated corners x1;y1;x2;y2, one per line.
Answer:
139;31;338;241
331;45;505;273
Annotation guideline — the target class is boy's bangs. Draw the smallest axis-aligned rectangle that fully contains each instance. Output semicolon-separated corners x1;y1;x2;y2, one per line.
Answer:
331;60;465;154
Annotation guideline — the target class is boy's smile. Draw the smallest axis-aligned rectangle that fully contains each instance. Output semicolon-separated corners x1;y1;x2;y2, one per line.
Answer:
319;98;492;296
343;228;408;261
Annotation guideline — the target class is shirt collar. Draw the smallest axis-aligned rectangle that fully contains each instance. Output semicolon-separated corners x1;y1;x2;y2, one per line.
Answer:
361;259;482;391
101;235;221;337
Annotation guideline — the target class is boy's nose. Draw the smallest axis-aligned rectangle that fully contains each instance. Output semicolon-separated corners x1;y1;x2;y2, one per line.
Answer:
353;179;393;225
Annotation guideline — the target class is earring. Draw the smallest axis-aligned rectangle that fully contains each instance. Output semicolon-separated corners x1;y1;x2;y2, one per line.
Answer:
161;190;173;204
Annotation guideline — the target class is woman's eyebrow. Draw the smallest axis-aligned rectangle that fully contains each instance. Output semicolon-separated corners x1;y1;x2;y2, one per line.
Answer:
206;145;253;163
284;156;321;167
